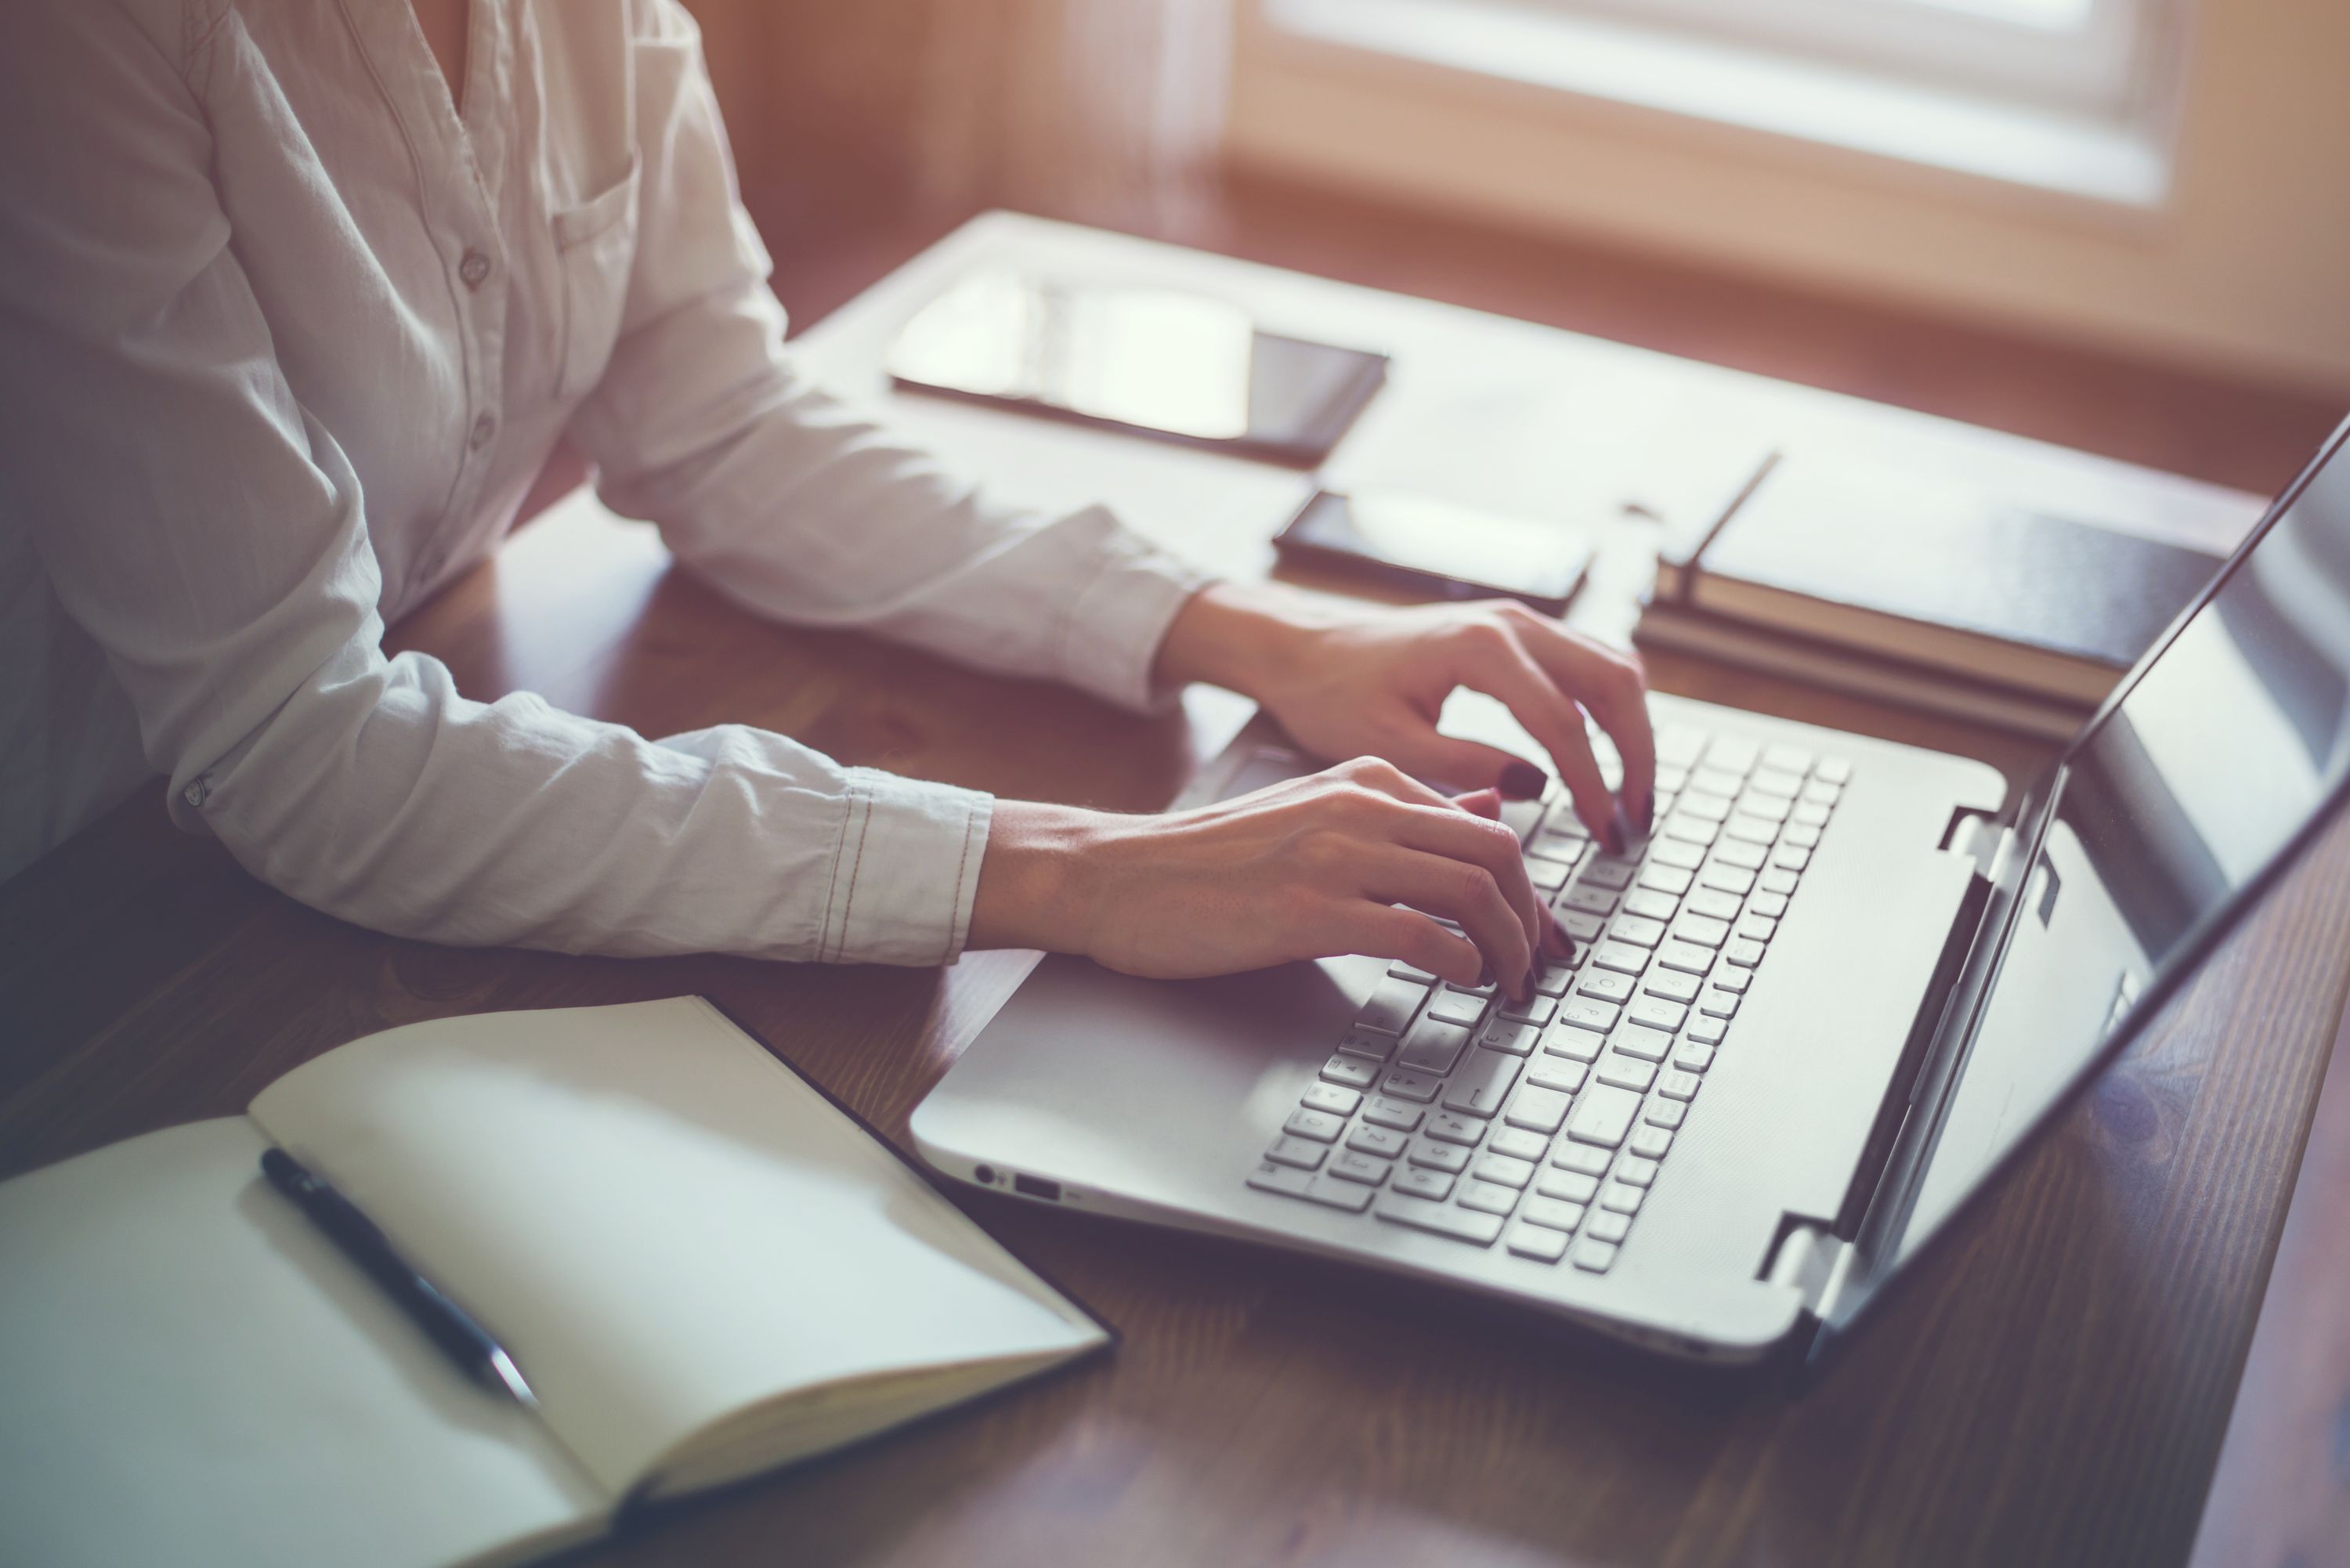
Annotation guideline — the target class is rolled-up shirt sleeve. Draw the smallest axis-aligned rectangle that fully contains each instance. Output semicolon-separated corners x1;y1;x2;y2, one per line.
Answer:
567;0;1215;717
0;0;1012;966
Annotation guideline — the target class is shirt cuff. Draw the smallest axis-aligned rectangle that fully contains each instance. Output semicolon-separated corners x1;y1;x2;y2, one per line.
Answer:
816;768;995;966
1055;514;1218;714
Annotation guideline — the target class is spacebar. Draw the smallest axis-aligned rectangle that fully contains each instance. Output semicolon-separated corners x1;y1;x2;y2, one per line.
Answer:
1374;1194;1504;1245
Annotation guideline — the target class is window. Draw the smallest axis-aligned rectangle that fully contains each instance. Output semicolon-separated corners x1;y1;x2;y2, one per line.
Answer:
1528;0;2165;118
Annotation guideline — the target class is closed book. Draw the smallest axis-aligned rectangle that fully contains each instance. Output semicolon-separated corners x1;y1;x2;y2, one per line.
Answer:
1682;458;2225;706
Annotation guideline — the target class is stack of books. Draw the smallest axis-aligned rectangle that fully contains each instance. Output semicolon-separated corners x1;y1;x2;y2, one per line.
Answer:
1637;453;2243;740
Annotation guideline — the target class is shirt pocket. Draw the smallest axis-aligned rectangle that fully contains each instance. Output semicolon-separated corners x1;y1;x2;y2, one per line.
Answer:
551;154;642;399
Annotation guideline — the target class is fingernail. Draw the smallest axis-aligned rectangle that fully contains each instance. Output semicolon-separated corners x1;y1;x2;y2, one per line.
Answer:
1603;818;1626;856
1522;965;1538;1000
1477;963;1494;990
1499;762;1546;800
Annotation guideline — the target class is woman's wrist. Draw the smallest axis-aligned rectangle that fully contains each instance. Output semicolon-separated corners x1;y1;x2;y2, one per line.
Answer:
1151;580;1332;703
968;799;1113;955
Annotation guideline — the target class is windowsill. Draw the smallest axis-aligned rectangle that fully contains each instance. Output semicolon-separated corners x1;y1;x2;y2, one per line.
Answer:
1260;0;2175;214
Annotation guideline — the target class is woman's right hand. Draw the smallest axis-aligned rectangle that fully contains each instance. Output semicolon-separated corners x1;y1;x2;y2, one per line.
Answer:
969;757;1574;1003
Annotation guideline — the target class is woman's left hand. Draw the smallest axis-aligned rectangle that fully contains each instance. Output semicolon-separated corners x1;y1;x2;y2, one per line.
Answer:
1154;582;1656;851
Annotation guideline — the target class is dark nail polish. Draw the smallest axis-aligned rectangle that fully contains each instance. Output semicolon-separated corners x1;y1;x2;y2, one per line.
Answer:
1477;963;1494;990
1522;965;1538;1000
1499;761;1546;801
1563;937;1579;966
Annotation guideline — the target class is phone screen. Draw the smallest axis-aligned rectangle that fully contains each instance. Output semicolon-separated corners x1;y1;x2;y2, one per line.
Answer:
888;272;1386;464
1278;490;1593;611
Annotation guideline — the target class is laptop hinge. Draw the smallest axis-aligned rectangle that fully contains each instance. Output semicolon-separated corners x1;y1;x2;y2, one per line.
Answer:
1766;1221;1856;1320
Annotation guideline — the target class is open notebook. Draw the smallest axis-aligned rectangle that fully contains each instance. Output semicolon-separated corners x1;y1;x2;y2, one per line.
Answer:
0;998;1109;1568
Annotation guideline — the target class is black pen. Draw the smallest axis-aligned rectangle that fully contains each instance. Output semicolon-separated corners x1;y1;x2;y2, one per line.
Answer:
259;1147;537;1407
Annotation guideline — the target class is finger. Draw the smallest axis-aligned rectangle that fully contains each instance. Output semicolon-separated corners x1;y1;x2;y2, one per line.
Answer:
1331;755;1460;814
1382;801;1544;985
1517;616;1657;835
1353;843;1535;1000
1340;902;1484;988
1448;635;1621;851
1372;729;1546;802
1450;786;1503;820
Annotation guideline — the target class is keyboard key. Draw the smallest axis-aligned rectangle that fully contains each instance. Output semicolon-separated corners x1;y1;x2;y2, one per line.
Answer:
1621;887;1681;922
1507;1223;1572;1262
1498;992;1559;1027
1658;725;1708;767
1389;960;1440;984
1248;1160;1314;1198
1611;1023;1673;1062
1600;1182;1646;1214
1672;913;1731;948
1752;766;1805;800
1426;986;1490;1028
1736;790;1791;823
1519;1194;1587;1234
1678;790;1733;823
1660;813;1719;847
1560;997;1621;1033
1673;1042;1716;1074
1639;863;1696;896
1712;966;1753;994
1505;1085;1573;1133
1791;800;1831;828
1381;1068;1444;1103
1566;1082;1642;1147
1376;1192;1504;1243
1596;1054;1657;1093
1696;988;1741;1019
1266;1136;1327;1169
1690;765;1744;798
1533;961;1577;996
1687;887;1743;922
1337;1028;1395;1061
1577;970;1636;1003
1657;939;1717;978
1263;1167;1378;1212
1714;838;1769;871
1580;860;1636;891
1749;891;1791;919
1592;941;1649;976
1560;883;1618;917
1559;909;1607;943
1457;1180;1519;1217
1629;1124;1673;1159
1586;1209;1632;1243
1525;1057;1587;1094
1473;1152;1537;1189
1553;1143;1613;1176
1658;1069;1703;1102
1760;867;1802;896
1480;1019;1543;1057
1762;743;1814;776
1698;862;1756;897
1611;914;1668;948
1285;1107;1346;1141
1537;1168;1600;1203
1542;1021;1606;1061
1644;1100;1686;1129
1616;1155;1661;1188
1629;995;1689;1032
1723;938;1766;969
1524;854;1574;894
1650;837;1705;870
1736;913;1778;943
1442;1049;1522;1117
1705;735;1760;775
1363;1095;1426;1130
1302;1082;1363;1117
1817;756;1853;784
1426;1111;1484;1145
1393;1166;1455;1201
1358;978;1426;1034
1320;1053;1381;1089
1644;968;1702;1003
1781;822;1823;850
1347;1124;1411;1159
1330;1150;1394;1186
1772;844;1812;873
1571;1237;1620;1273
1801;776;1838;801
1410;1139;1473;1173
1397;1017;1473;1074
1685;1014;1726;1045
1489;1126;1550;1162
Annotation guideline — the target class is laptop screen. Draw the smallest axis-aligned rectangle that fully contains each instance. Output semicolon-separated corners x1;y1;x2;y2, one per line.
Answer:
1846;417;2350;1312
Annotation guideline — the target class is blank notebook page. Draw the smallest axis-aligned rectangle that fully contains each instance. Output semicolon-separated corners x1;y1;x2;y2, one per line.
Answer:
246;998;1104;1496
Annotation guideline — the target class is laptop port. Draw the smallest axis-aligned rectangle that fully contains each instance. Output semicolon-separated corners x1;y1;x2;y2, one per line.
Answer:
1013;1174;1061;1201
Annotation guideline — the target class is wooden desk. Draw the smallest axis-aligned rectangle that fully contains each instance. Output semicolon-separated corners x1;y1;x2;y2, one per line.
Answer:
3;216;2344;1568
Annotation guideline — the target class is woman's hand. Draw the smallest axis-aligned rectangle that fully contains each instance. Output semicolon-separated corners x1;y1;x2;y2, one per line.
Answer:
970;760;1575;1000
1154;582;1655;851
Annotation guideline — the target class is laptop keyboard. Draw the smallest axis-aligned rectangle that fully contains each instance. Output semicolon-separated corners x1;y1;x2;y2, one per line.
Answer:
1246;724;1852;1274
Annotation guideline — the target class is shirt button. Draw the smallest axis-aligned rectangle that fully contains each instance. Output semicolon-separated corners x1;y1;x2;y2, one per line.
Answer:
459;248;491;289
468;412;496;450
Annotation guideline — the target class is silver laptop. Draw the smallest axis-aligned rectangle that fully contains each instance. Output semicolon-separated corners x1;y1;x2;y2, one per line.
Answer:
913;417;2350;1369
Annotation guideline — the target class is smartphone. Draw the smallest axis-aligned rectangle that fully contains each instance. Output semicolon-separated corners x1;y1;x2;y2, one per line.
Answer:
887;271;1388;466
1271;490;1594;616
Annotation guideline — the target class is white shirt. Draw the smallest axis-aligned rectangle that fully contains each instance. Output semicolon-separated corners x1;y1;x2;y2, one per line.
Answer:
0;0;1210;963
